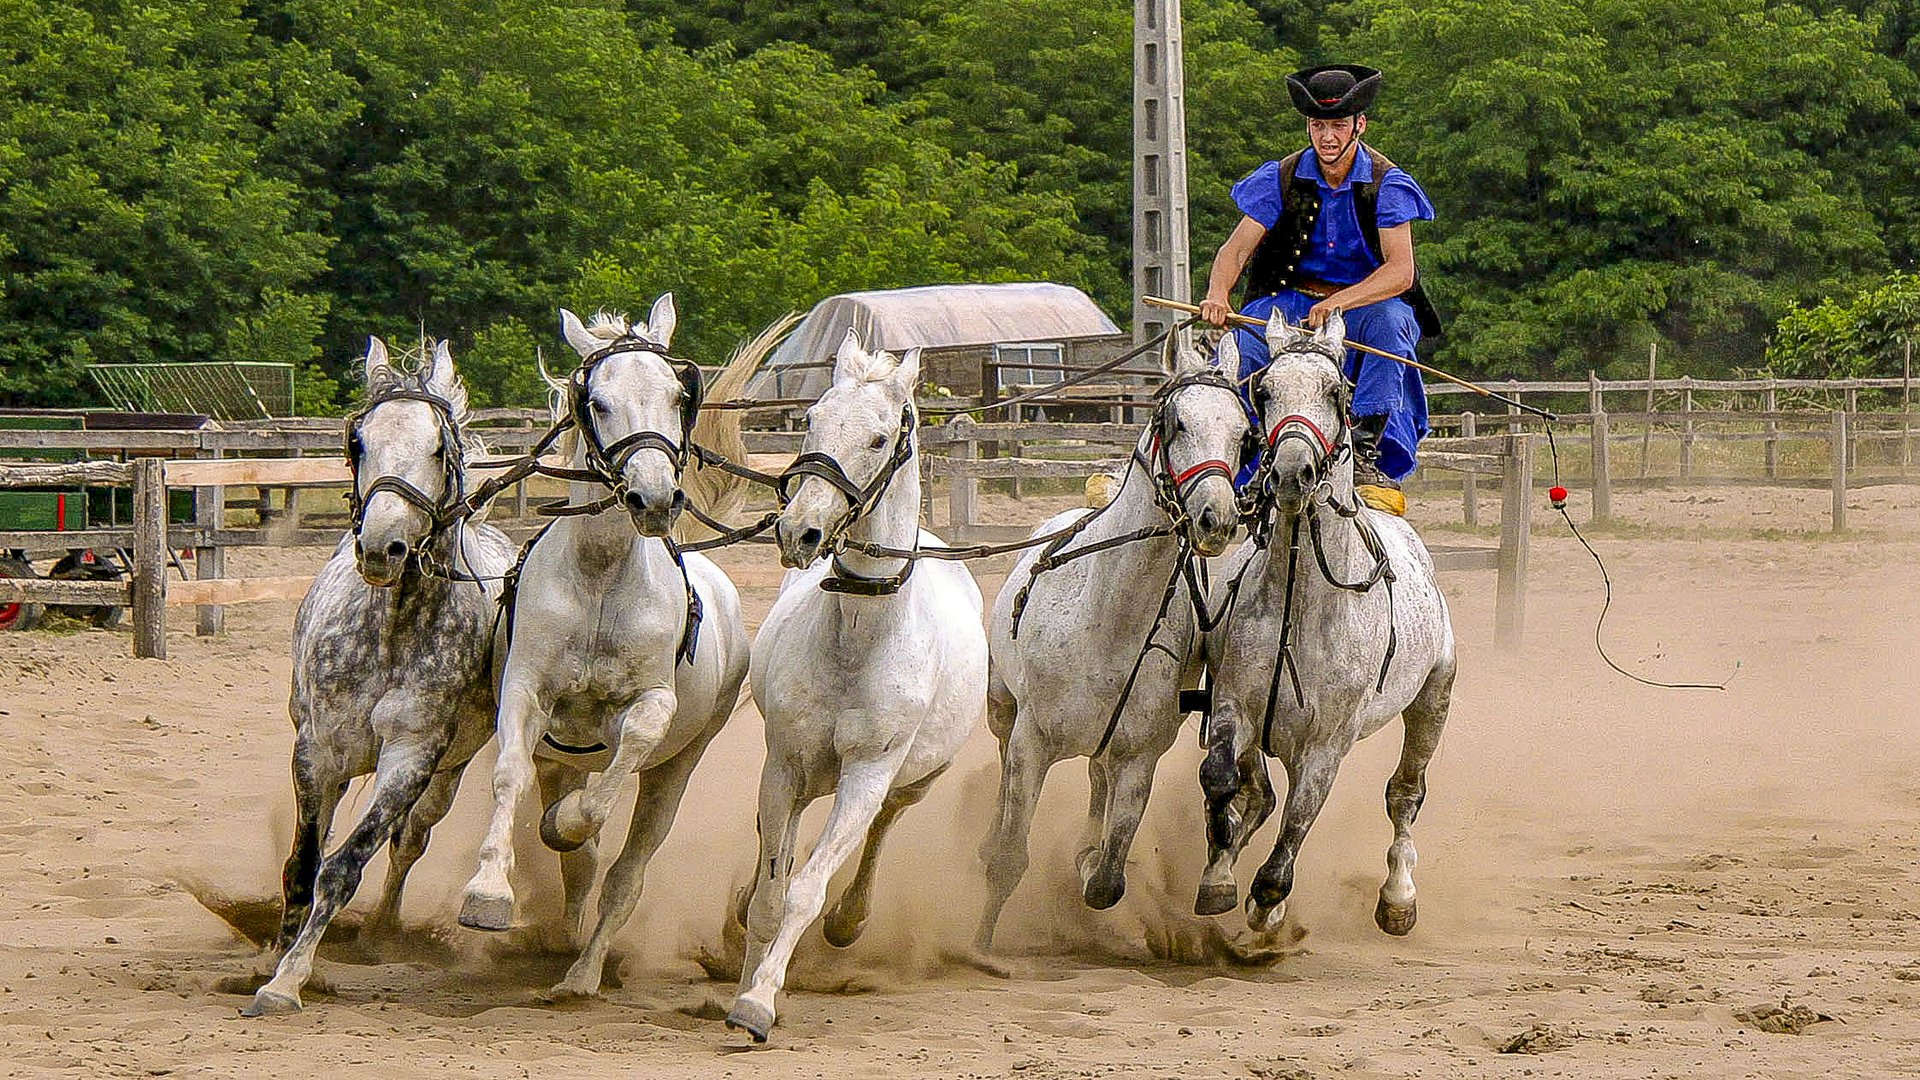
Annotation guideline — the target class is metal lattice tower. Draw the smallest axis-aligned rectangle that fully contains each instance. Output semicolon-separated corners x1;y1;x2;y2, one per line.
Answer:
1133;0;1191;344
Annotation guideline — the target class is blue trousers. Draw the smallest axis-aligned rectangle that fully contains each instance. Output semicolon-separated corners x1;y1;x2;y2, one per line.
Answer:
1231;290;1429;481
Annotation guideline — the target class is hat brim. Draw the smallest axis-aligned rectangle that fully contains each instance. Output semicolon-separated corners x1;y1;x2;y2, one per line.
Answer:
1286;65;1381;120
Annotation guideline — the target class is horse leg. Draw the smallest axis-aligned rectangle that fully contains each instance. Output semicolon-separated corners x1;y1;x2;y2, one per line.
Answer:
973;719;1056;951
534;758;596;952
1377;661;1454;936
731;750;907;1042
736;763;804;1013
1196;701;1259;916
540;688;675;852
1246;748;1347;933
364;764;462;940
247;735;447;1015
975;678;1016;866
1081;746;1159;911
824;764;947;948
549;723;719;999
1074;755;1110;884
460;682;541;932
274;734;346;951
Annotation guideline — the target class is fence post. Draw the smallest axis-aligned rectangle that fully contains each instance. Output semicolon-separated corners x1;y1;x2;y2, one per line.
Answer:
1495;433;1534;647
1844;386;1858;470
1831;410;1848;533
1639;342;1656;479
948;414;977;533
193;449;226;636
1903;341;1913;474
1763;381;1779;479
1460;411;1478;527
1678;378;1694;480
1591;407;1612;524
133;458;168;659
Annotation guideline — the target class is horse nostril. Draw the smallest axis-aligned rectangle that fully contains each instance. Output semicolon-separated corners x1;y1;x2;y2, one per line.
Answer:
1198;506;1220;533
1295;463;1316;490
799;527;823;550
671;489;686;509
385;539;407;561
624;490;647;514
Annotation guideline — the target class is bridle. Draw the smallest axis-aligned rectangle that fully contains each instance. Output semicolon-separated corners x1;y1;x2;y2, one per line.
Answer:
564;336;704;497
1142;367;1257;526
775;401;919;595
343;387;471;575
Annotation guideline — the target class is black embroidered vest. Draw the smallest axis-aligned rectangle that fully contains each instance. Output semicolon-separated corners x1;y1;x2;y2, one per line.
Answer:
1239;145;1443;338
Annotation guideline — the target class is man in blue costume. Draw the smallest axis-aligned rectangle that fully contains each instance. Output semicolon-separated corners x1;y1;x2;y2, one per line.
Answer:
1199;63;1441;502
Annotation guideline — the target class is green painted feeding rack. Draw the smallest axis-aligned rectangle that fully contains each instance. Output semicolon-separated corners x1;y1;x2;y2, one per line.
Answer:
86;362;294;420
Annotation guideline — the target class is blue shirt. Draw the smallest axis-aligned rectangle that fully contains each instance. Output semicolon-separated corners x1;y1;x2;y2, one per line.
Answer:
1230;147;1435;286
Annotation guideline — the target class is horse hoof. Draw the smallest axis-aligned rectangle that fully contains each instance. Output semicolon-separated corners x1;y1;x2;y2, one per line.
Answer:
1082;870;1125;911
539;797;588;853
822;909;867;949
241;988;302;1017
1246;896;1286;934
726;998;775;1043
1375;895;1417;936
1194;882;1238;917
458;891;516;932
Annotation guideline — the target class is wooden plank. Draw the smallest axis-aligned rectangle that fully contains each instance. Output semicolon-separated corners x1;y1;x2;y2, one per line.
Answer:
948;416;977;529
165;457;351;487
927;456;1129;480
166;575;314;606
132;458;167;659
194;447;226;636
1430;548;1500;572
0;461;133;487
0;578;131;605
0;430;199;451
1416;450;1508;476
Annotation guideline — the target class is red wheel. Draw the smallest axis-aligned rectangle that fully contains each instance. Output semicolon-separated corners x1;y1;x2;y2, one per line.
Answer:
0;556;44;632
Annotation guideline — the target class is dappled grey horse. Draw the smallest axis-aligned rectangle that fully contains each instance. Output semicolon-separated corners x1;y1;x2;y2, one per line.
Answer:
1200;311;1456;936
247;339;515;1015
457;298;750;1002
974;334;1249;950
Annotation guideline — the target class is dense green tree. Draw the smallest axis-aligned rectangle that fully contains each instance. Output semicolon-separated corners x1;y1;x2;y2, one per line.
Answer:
1767;270;1920;377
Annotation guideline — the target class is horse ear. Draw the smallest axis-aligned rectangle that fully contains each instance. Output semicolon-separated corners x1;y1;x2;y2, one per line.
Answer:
559;308;597;357
888;346;922;398
1214;331;1241;373
646;292;677;349
1316;308;1347;350
1264;311;1304;354
364;336;391;385
423;339;456;395
832;327;869;385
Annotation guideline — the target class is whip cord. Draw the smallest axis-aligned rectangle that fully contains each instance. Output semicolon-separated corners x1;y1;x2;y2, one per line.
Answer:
1541;425;1737;691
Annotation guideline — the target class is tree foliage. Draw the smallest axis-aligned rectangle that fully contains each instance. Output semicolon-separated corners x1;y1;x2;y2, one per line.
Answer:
1767;271;1920;377
4;0;1920;410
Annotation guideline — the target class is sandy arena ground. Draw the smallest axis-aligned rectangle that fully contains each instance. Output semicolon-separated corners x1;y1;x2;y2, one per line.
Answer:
1;483;1917;1078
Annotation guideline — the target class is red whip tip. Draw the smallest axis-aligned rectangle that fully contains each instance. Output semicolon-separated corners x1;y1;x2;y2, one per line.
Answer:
1548;485;1568;508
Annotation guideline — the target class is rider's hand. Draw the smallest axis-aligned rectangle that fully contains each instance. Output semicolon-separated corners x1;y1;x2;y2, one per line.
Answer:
1199;295;1232;327
1303;299;1342;330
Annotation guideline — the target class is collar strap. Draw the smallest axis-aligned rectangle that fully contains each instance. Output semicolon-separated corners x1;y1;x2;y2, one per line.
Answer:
820;551;917;596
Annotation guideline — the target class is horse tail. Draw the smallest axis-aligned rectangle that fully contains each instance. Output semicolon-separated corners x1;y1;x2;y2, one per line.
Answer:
675;311;801;543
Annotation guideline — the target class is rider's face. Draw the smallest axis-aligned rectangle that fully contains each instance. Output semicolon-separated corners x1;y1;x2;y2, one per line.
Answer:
1308;115;1365;165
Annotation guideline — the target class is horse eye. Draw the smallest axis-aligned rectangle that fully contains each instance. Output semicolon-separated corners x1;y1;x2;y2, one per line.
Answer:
868;434;888;451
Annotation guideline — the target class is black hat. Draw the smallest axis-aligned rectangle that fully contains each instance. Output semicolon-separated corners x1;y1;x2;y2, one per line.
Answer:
1286;64;1381;120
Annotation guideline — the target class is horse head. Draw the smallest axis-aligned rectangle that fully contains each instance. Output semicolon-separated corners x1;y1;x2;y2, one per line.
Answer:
775;328;919;570
349;336;469;587
1254;310;1353;519
1150;334;1250;556
557;294;697;538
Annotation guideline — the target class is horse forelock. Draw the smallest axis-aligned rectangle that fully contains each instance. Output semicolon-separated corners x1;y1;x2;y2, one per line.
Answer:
584;309;663;347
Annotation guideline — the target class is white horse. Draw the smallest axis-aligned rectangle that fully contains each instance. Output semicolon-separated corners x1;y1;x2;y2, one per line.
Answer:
457;296;751;1001
974;335;1249;950
1199;311;1456;935
247;339;516;1015
727;330;987;1042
